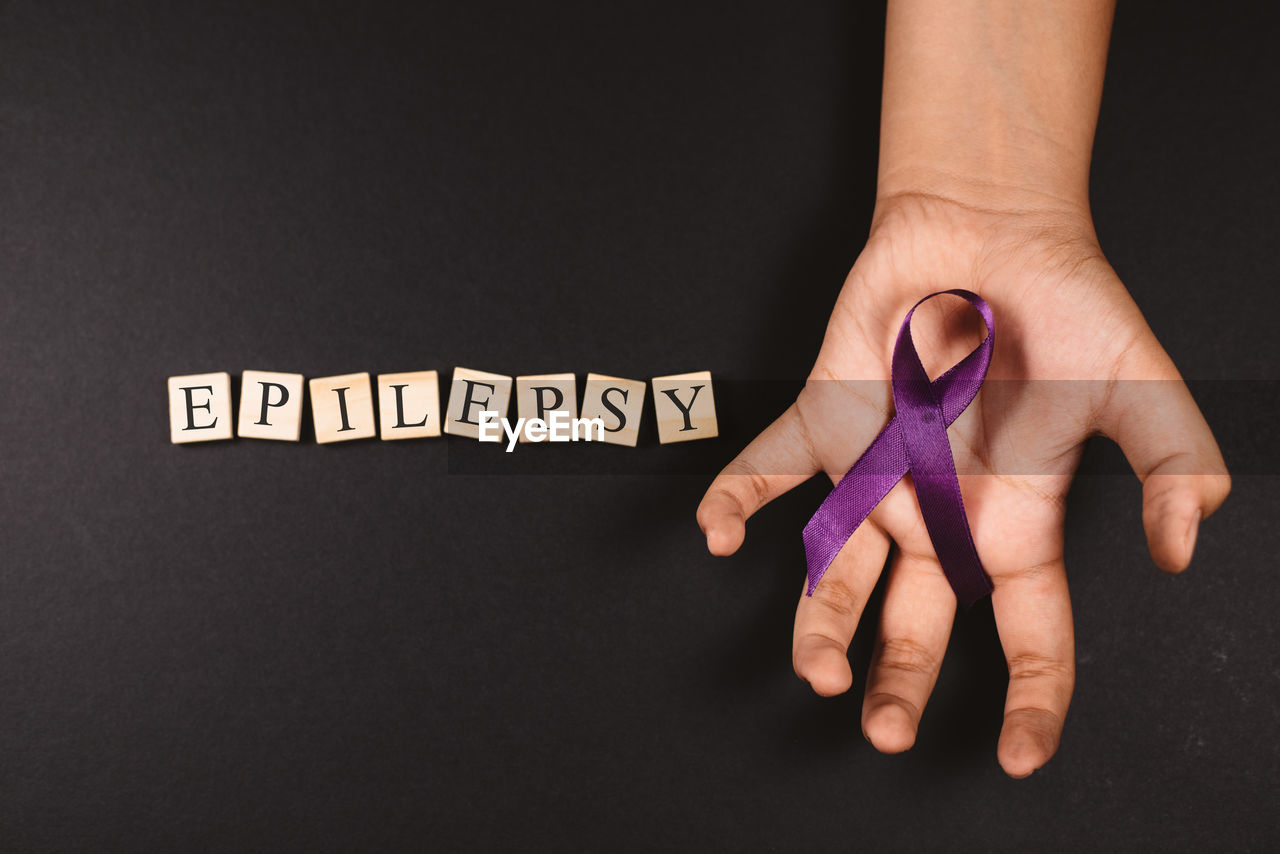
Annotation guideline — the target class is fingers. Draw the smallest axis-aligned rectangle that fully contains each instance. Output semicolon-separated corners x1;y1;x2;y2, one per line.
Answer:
1100;340;1231;573
861;550;956;753
991;560;1075;779
792;522;892;697
696;403;821;556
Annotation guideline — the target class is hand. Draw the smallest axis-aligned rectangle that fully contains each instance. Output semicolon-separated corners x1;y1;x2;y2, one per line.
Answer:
696;191;1231;777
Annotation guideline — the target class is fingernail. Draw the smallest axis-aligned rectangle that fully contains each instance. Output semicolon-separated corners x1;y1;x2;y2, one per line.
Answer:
1184;510;1202;562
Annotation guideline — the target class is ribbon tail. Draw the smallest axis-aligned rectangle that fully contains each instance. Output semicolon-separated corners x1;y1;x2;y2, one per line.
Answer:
802;418;909;596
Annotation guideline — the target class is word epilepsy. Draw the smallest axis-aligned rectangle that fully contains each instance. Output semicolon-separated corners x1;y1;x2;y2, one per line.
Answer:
167;367;718;449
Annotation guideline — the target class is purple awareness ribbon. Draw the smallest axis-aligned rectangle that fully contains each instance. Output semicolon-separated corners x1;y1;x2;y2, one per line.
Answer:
802;289;995;608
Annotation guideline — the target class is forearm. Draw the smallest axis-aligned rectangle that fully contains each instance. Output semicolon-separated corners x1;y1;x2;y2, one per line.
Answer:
877;0;1115;216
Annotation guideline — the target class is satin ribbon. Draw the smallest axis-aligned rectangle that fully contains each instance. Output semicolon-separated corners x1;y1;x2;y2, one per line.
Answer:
802;289;995;608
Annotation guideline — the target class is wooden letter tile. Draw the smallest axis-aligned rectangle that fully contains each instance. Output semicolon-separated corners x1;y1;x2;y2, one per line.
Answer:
579;373;646;447
443;367;512;439
168;372;233;444
515;373;578;442
309;372;376;443
237;370;304;441
377;370;441;440
651;371;718;443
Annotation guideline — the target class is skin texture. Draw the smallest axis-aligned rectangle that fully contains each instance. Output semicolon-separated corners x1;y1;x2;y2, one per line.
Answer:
696;1;1231;778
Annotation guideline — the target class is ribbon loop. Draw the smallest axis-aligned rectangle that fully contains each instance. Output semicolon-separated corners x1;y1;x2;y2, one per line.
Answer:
802;289;995;607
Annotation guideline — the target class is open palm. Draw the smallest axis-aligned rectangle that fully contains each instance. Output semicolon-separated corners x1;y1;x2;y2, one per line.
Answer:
697;194;1230;777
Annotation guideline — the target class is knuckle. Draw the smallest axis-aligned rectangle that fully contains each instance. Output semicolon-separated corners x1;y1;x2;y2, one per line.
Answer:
864;690;921;721
809;579;862;620
1001;558;1062;587
701;484;743;517
723;459;772;511
1145;470;1194;505
1003;706;1064;739
1207;471;1232;511
1006;652;1075;686
792;631;845;674
1143;470;1233;524
873;636;939;678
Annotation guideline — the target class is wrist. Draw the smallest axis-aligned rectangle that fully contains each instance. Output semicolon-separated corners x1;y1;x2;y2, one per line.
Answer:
866;183;1103;273
876;101;1096;221
876;158;1093;222
871;128;1101;248
876;0;1114;224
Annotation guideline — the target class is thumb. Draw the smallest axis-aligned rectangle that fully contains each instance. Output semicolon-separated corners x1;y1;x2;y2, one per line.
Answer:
1099;334;1231;573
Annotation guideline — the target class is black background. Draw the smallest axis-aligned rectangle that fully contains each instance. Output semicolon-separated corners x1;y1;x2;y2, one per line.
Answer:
2;1;1277;850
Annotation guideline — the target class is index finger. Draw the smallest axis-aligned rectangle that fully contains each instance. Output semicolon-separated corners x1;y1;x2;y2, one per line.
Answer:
696;403;820;555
